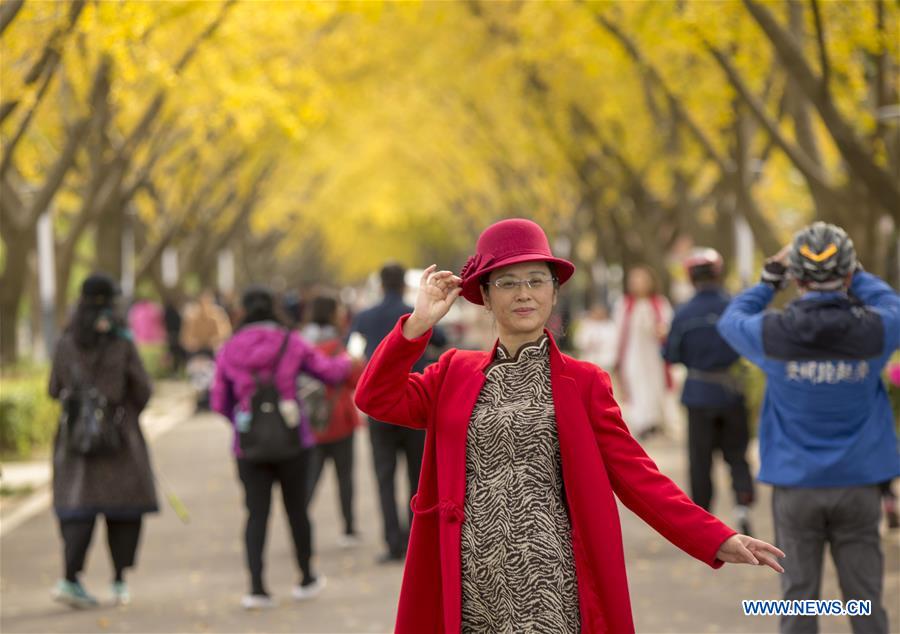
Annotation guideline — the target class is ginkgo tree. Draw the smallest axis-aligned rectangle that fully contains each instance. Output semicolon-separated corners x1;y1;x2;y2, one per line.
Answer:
1;0;896;363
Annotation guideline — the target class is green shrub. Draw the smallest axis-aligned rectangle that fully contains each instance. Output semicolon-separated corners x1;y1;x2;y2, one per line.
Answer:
738;359;767;437
0;371;59;459
137;343;171;380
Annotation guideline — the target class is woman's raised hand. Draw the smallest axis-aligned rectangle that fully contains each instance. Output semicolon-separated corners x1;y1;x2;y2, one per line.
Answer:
403;265;462;339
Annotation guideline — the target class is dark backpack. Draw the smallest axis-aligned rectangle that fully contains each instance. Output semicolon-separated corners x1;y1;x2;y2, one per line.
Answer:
238;331;302;462
59;344;126;457
297;374;333;432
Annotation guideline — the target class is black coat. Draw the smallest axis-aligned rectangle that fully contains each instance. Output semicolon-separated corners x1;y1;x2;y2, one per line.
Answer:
49;332;159;519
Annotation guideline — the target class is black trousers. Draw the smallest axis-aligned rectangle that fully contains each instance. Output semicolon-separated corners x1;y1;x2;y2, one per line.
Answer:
687;403;755;511
59;516;142;583
368;418;424;556
237;450;313;595
306;434;355;535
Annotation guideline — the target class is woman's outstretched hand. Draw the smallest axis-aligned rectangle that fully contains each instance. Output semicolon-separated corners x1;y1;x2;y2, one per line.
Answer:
716;534;785;573
403;265;462;340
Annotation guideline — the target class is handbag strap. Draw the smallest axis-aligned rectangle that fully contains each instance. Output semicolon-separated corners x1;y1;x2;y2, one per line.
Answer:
252;330;293;387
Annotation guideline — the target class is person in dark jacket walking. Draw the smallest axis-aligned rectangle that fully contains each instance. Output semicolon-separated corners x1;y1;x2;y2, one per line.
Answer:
211;286;350;609
349;263;447;562
663;248;754;534
718;222;900;634
48;274;158;608
163;293;186;374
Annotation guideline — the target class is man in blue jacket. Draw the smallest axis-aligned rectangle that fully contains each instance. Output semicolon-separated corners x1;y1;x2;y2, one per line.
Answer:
663;248;754;534
349;263;447;563
718;222;899;634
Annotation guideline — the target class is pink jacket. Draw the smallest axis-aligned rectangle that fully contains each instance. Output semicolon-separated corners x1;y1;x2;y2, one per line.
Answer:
212;322;351;454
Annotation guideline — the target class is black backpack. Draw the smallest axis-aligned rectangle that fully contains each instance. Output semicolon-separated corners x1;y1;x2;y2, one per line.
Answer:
297;374;333;432
238;331;302;462
59;344;126;457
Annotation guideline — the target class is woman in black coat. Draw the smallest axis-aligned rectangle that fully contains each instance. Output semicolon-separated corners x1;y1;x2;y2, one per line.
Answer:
48;274;158;608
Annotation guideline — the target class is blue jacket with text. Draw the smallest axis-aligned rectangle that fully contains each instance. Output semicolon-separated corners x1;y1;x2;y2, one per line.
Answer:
717;271;900;487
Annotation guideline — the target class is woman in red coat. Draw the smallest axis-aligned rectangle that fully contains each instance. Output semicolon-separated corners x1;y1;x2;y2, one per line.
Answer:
354;218;784;634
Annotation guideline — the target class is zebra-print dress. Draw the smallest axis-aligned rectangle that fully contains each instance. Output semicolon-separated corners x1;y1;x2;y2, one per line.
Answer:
460;335;580;633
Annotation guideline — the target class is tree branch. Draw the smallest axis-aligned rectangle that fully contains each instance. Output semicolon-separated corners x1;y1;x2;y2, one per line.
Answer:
809;0;830;96
702;39;834;192
0;0;85;125
594;13;732;172
0;0;26;37
0;49;60;178
743;0;900;220
123;0;236;155
189;161;275;275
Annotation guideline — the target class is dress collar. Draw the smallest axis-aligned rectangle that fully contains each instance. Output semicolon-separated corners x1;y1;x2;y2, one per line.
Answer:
478;328;569;374
485;334;549;373
495;334;549;361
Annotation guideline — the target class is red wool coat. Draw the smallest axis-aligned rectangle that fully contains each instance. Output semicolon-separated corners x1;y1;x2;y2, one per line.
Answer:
354;315;736;634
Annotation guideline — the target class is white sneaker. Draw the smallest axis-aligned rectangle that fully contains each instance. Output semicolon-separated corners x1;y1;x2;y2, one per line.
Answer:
291;576;326;601
111;581;131;606
241;594;276;610
51;579;98;609
336;533;362;548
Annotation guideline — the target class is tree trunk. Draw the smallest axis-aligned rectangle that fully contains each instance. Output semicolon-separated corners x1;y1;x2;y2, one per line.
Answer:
0;226;35;365
95;202;124;279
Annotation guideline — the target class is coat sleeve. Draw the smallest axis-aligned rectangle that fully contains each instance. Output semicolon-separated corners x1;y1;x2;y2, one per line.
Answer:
211;347;235;421
48;339;66;400
850;271;900;353
354;314;452;430
297;333;352;386
662;310;684;365
124;339;152;412
587;368;735;568
716;284;773;367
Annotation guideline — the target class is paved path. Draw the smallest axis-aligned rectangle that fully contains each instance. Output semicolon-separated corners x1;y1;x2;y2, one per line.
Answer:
1;385;897;633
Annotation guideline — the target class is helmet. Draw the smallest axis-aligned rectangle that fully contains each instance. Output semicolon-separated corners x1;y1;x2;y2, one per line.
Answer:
788;222;856;287
684;248;723;281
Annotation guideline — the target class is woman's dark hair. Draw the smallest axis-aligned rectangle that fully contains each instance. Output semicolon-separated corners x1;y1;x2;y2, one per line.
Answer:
309;295;339;326
71;273;121;349
239;285;281;329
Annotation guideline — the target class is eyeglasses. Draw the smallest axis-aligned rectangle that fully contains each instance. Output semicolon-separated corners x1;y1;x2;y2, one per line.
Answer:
486;275;558;292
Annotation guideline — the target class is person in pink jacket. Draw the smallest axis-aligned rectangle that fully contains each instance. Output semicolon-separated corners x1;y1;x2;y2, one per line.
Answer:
354;218;784;634
211;285;350;610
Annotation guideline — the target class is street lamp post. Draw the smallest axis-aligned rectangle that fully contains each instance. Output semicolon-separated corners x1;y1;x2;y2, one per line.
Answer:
121;203;136;303
36;208;57;360
734;214;755;289
217;248;235;296
161;246;178;289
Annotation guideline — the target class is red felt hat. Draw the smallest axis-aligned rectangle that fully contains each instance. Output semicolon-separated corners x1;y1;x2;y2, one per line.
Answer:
459;218;575;305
